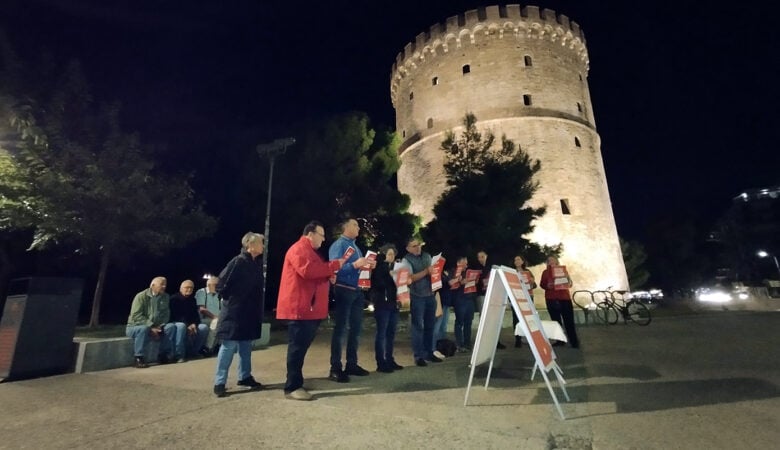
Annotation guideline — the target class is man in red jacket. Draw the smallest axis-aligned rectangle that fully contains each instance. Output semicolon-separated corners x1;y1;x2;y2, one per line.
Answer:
276;221;365;400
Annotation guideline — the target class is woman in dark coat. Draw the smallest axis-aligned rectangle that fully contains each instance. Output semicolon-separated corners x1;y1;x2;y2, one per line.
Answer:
370;243;403;373
212;232;265;397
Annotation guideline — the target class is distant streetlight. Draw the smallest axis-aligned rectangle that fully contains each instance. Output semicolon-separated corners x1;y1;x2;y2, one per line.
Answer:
756;250;780;279
256;137;296;309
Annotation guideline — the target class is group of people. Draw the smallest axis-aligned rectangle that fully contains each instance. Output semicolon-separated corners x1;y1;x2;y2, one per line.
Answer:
125;218;580;401
125;277;221;368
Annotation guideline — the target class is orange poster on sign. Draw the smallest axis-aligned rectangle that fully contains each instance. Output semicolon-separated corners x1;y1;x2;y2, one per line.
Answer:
502;269;553;369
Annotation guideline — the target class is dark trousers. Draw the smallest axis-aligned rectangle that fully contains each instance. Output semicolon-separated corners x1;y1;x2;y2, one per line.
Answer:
285;319;320;393
410;294;436;360
330;286;365;371
545;299;579;347
374;307;399;368
453;296;474;348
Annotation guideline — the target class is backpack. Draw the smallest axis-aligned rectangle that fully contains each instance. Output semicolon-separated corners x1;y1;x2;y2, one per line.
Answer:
436;338;457;357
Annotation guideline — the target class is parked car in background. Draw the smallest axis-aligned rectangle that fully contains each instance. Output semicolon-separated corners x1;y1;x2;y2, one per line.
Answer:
695;283;749;303
629;289;664;306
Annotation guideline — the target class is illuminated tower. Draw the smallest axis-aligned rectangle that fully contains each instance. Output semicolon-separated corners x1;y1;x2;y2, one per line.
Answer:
390;5;628;290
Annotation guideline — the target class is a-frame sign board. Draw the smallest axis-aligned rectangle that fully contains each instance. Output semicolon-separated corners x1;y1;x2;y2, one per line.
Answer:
464;266;570;419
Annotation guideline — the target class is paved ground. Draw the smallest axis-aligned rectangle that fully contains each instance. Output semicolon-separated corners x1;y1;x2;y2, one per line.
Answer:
1;305;779;449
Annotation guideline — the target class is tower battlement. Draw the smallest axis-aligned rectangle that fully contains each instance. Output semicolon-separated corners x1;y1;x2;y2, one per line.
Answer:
390;4;589;105
389;4;628;292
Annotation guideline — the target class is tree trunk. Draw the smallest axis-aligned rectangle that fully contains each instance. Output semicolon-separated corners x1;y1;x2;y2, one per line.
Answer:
0;240;13;304
89;246;111;328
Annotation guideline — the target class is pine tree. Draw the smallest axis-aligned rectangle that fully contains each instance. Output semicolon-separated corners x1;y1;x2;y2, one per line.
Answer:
423;113;553;265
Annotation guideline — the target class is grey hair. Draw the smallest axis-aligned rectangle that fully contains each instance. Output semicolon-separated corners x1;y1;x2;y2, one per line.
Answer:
241;232;265;249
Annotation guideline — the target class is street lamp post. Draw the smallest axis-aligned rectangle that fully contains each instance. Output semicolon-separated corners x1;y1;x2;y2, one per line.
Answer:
256;137;295;310
756;250;780;279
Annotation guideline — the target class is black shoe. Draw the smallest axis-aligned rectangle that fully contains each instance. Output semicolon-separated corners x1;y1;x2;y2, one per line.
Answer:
389;361;403;370
328;370;350;383
427;355;443;363
345;365;370;376
415;359;427;367
376;365;394;373
496;341;506;349
237;376;264;390
214;384;226;397
134;356;148;369
157;354;171;365
515;337;523;348
552;340;566;347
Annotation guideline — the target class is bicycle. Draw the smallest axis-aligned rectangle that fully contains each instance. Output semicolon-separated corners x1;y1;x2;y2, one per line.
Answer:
595;290;652;326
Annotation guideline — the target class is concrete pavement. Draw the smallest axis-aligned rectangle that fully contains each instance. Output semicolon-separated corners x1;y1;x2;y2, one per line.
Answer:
0;308;779;449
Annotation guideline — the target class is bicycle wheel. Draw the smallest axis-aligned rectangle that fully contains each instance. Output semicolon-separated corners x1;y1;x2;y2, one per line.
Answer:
595;303;619;325
626;300;651;326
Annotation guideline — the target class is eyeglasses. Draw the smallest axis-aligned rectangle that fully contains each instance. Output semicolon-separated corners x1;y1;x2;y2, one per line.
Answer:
315;232;326;238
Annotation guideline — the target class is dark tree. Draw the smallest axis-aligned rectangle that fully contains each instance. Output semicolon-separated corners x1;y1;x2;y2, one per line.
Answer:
423;113;551;265
0;50;217;326
243;112;418;304
620;237;650;289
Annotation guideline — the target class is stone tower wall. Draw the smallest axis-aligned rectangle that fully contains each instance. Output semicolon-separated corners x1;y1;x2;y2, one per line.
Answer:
391;4;628;291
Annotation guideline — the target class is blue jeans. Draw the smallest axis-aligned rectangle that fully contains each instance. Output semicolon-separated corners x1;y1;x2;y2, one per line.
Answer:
330;286;365;371
214;339;253;385
432;306;450;352
172;322;209;358
126;323;175;358
374;308;399;368
286;320;320;393
454;296;475;348
410;294;436;360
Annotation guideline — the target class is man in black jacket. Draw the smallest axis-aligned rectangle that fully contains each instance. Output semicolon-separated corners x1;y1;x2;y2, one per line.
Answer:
169;280;210;363
212;232;265;397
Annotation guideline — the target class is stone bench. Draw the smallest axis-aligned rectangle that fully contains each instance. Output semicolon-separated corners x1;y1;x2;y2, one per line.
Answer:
71;323;271;374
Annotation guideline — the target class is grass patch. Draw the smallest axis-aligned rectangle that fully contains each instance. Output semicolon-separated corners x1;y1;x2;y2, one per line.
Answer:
74;324;126;338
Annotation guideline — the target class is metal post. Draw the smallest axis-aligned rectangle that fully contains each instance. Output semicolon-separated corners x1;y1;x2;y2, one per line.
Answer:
256;137;295;313
261;154;275;306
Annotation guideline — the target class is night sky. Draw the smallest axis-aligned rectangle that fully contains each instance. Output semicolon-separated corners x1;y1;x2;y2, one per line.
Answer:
2;0;779;241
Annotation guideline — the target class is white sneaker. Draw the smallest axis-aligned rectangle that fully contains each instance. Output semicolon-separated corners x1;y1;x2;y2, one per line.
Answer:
433;350;446;360
285;388;313;401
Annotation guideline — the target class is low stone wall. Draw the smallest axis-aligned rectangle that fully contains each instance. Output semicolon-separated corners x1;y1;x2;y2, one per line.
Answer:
71;323;272;374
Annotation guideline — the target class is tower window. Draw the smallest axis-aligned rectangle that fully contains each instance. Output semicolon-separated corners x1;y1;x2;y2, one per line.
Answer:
409;92;414;101
402;130;406;138
579;73;583;81
432;76;439;86
576;102;582;112
560;199;571;215
523;94;532;106
427;118;434;129
574;136;581;147
462;64;470;75
524;55;533;67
